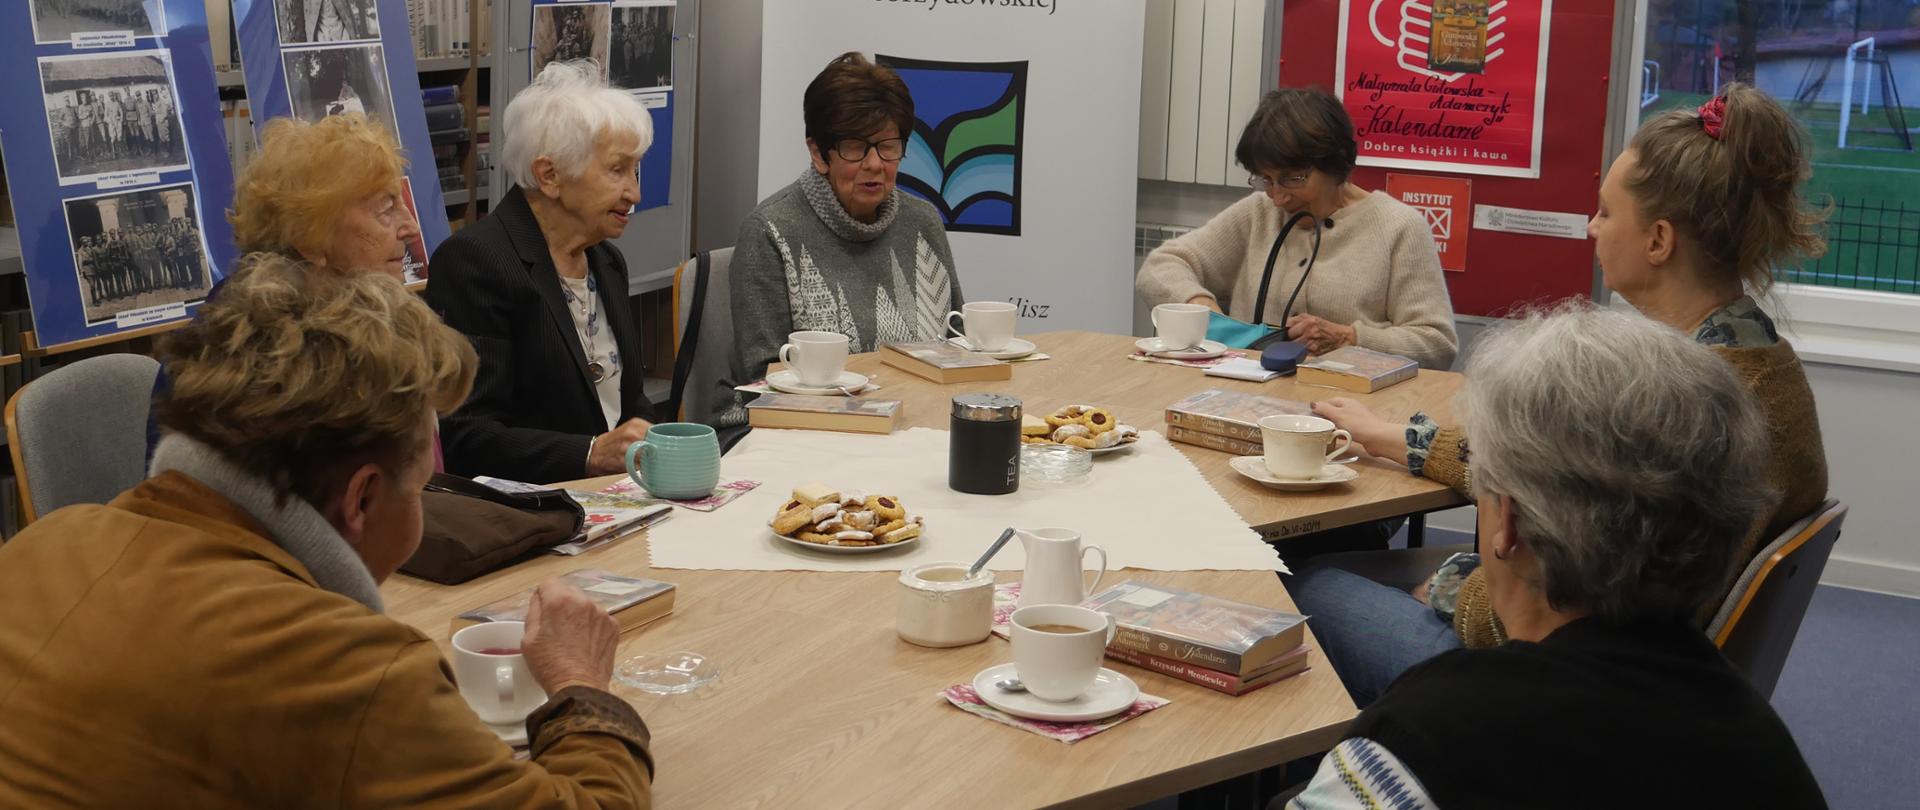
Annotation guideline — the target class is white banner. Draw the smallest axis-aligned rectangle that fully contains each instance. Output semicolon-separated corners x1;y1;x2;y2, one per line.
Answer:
757;0;1144;334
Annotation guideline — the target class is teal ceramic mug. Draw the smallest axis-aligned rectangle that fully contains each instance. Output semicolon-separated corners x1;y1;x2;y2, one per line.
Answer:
624;423;720;500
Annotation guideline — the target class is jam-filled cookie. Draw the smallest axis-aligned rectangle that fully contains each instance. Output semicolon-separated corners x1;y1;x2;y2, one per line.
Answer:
866;495;907;521
1080;407;1117;433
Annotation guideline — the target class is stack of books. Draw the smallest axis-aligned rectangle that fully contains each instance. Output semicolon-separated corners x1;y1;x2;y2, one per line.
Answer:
745;393;901;434
1083;581;1311;696
880;341;1010;384
1163;388;1312;457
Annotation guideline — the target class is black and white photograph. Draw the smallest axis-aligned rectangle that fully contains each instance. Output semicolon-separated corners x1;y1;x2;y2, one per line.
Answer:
282;43;399;142
610;2;673;92
63;183;212;325
532;3;611;81
273;0;380;46
39;51;191;186
30;0;166;44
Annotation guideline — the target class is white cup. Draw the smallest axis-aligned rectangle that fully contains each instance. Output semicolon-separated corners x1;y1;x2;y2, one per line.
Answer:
945;301;1018;352
451;621;548;727
777;330;850;387
1258;414;1353;480
1010;604;1117;702
1151;303;1210;351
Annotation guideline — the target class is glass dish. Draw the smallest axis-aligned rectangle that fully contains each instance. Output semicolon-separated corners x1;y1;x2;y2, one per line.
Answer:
616;650;720;695
1020;443;1093;486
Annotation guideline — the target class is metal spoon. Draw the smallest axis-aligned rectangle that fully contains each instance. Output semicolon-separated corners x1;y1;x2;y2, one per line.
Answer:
968;528;1017;579
994;678;1026;693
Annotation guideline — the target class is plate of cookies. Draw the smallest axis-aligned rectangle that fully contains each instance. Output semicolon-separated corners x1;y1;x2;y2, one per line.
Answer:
1020;405;1141;455
768;482;925;554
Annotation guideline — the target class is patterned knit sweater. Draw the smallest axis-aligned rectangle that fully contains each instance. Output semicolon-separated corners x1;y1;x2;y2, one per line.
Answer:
717;169;963;424
1435;338;1829;647
1134;191;1459;369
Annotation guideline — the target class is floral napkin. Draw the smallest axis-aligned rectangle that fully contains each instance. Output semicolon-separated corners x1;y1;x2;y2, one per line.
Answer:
1126;349;1247;369
598;478;761;512
940;684;1169;743
989;581;1022;640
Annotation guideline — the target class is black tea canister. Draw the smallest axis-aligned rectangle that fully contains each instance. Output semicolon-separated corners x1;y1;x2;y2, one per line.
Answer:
949;393;1021;495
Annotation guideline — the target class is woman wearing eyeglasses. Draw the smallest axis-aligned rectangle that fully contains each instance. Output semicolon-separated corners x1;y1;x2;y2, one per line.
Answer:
718;52;965;424
1135;88;1458;369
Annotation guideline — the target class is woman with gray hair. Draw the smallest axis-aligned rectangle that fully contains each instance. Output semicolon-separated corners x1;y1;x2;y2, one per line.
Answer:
426;60;660;483
1284;306;1823;809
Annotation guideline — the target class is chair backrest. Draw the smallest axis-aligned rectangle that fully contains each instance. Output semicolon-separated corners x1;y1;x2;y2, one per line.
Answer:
5;353;162;526
1706;499;1847;699
667;247;734;424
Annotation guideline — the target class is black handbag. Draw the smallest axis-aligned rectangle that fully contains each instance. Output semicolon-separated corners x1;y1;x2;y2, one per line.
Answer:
402;473;586;585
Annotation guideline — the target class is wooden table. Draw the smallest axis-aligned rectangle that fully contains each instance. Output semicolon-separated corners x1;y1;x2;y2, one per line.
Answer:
382;331;1469;809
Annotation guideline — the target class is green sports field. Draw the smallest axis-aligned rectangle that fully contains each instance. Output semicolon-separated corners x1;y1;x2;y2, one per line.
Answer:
1648;91;1920;293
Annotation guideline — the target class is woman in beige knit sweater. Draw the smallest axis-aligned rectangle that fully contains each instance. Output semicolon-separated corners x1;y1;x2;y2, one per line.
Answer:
1135;88;1458;369
1293;83;1830;706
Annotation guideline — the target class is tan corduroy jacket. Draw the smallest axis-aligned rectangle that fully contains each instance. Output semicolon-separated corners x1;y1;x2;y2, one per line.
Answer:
0;472;654;808
1436;341;1830;647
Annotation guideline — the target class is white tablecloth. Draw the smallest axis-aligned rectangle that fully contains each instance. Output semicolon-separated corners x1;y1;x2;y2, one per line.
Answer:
645;427;1283;572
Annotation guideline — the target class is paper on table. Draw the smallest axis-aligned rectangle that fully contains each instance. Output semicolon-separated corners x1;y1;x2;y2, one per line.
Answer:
644;427;1282;572
1126;350;1247;369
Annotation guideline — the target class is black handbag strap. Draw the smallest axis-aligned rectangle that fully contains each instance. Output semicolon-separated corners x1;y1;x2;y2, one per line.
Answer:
663;251;711;421
1246;212;1325;351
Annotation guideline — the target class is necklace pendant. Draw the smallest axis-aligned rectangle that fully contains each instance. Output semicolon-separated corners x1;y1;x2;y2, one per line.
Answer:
587;361;607;383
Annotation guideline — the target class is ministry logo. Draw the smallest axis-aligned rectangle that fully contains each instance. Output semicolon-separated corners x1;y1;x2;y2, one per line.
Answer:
875;55;1027;236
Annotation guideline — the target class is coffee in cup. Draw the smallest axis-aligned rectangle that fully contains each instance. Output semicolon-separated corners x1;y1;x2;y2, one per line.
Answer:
777;330;850;387
945;301;1018;352
451;621;548;727
1151;303;1210;351
1258;414;1353;480
1009;604;1117;702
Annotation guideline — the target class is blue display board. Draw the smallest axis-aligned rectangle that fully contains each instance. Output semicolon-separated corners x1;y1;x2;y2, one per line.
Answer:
528;0;673;213
231;0;452;282
0;0;239;349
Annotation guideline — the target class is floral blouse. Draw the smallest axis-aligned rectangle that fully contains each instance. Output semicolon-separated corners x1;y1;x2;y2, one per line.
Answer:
1414;296;1778;622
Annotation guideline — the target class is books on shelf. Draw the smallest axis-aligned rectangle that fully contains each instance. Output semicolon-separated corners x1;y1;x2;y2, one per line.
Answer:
1163;388;1311;444
1105;643;1310;696
879;341;1011;384
1296;347;1419;393
421;85;461;106
1083;581;1309;677
409;0;477;60
451;569;676;635
746;393;901;434
425;102;465;133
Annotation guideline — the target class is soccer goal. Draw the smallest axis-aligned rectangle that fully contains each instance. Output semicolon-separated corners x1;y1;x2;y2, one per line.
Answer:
1838;37;1913;152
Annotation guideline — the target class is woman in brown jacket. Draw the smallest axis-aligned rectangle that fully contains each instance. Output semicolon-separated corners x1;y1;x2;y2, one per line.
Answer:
1296;83;1830;706
0;254;655;808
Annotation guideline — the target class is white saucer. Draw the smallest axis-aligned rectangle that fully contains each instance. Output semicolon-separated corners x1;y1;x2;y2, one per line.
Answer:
948;336;1038;360
1136;337;1229;360
1089;441;1136;456
487;720;529;748
771;528;921;555
972;663;1141;723
1229;456;1360;491
767;369;870;396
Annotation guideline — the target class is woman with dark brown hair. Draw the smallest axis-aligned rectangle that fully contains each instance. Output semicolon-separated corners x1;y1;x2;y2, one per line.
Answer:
1298;83;1831;707
717;51;964;424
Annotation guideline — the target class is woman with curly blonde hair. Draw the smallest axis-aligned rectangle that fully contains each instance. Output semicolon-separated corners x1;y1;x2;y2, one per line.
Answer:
0;253;656;806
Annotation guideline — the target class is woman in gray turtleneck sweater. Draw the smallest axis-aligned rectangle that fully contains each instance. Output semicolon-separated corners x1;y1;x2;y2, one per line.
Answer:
717;52;963;426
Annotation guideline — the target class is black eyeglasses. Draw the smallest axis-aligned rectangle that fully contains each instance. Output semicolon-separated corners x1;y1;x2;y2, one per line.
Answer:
832;137;907;163
1247;172;1311;191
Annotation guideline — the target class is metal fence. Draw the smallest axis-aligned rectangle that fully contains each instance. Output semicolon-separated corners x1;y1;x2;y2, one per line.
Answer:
1785;197;1920;293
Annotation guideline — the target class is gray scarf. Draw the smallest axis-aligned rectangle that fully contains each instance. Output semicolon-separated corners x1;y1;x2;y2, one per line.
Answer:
798;167;898;243
150;434;385;612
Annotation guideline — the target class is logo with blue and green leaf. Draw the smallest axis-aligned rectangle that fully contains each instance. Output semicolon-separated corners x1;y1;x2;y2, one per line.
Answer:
876;55;1027;236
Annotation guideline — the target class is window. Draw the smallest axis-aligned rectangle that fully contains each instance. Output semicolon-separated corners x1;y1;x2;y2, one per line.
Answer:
1634;0;1920;296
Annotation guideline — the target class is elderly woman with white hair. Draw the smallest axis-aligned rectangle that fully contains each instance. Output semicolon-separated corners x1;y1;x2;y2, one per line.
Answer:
1283;307;1824;809
426;61;659;483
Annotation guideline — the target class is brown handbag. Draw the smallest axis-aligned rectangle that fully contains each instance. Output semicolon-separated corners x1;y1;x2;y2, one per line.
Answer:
403;473;586;585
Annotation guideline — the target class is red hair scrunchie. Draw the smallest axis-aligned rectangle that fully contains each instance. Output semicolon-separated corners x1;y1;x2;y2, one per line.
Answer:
1698;96;1727;140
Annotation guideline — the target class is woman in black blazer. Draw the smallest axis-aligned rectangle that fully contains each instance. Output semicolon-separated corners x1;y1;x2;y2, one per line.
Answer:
424;62;658;483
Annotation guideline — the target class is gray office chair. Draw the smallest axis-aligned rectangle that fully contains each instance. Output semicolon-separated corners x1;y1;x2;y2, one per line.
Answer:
1706;499;1848;699
6;353;162;526
668;247;735;426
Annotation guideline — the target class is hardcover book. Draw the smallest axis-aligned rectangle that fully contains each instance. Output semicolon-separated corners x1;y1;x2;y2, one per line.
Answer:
746;393;901;435
1083;581;1309;677
451;569;676;635
1163;389;1312;443
1164;424;1265;457
1296;347;1419;394
1104;643;1311;696
879;341;1012;384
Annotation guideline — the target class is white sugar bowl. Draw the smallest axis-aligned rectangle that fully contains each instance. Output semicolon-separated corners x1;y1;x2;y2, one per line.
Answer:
897;562;996;648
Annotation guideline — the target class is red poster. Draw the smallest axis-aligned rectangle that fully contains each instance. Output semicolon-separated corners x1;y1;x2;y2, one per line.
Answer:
1385;174;1471;272
1335;0;1553;178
